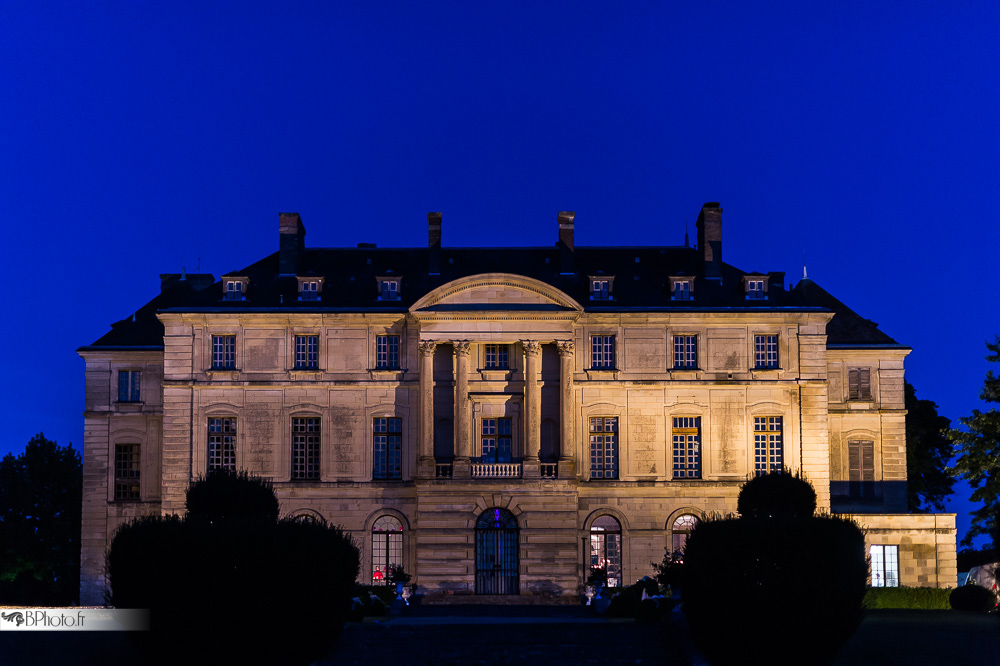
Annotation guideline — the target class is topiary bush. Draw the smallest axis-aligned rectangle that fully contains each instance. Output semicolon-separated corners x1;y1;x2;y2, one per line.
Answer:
185;468;279;525
863;586;952;609
736;468;817;520
950;585;997;612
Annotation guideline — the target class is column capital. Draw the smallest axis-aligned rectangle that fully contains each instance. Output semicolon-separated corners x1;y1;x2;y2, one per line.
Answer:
418;340;438;357
452;340;471;357
556;340;575;356
522;340;541;357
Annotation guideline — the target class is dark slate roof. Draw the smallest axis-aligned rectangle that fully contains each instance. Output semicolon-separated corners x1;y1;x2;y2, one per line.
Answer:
791;278;904;347
81;244;899;349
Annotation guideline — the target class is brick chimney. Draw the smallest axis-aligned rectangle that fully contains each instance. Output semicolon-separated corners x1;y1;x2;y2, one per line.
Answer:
558;211;575;274
279;212;306;275
428;212;442;274
695;203;722;279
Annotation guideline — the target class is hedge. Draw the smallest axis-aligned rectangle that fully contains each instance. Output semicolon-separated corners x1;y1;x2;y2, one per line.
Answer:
863;586;951;609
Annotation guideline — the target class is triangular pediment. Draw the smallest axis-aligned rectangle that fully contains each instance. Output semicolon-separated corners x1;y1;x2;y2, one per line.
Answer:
410;273;583;312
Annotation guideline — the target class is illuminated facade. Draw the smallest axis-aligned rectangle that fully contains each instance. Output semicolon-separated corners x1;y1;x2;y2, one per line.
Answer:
78;204;956;604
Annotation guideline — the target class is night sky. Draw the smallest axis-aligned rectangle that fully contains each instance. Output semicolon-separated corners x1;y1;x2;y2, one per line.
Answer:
2;2;997;546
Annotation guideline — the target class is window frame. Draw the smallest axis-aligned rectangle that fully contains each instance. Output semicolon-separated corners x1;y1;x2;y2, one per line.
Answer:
753;334;779;369
211;335;236;370
117;370;141;403
590;515;623;588
481;417;513;463
848;367;872;401
589;277;613;301
372;417;402;480
371;515;404;585
590;335;616;370
753;416;783;476
484;344;510;370
673;335;698;370
745;278;766;300
589;416;619;479
291;417;321;481
377;278;401;301
671;416;701;479
376;335;400;370
223;278;247;301
208;417;237;472
294;335;319;370
297;277;323;302
113;443;141;501
669;277;693;301
870;544;900;587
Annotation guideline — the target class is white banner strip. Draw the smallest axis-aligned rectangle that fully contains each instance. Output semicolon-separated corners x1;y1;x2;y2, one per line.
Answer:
0;609;149;631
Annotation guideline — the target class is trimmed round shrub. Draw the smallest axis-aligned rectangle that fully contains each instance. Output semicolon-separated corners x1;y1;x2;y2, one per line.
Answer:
950;584;997;612
737;469;817;520
185;468;279;524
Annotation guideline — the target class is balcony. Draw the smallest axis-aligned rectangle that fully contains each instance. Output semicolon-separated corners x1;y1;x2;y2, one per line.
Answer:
472;462;522;478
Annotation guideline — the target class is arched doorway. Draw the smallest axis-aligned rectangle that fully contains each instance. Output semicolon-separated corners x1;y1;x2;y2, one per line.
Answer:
590;515;623;588
475;508;519;594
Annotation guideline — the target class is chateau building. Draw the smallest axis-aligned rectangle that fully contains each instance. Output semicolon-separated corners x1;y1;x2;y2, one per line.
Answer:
78;204;956;604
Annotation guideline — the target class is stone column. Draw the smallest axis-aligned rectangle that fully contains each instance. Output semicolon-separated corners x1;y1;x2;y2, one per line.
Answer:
417;340;437;478
452;340;472;478
522;340;541;478
556;340;577;477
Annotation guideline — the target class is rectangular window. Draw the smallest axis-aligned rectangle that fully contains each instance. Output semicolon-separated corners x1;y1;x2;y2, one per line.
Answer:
746;279;765;300
672;417;701;479
754;335;778;369
291;417;321;481
590;279;611;300
591;335;615;369
848;439;876;499
224;280;245;301
208;417;237;471
295;335;318;369
484;344;509;370
373;417;402;480
118;370;141;402
753;416;783;475
379;280;399;301
481;418;513;463
114;444;140;500
299;280;320;301
673;335;697;369
672;280;691;301
376;335;400;369
589;417;618;479
848;368;872;400
212;335;236;369
870;545;899;587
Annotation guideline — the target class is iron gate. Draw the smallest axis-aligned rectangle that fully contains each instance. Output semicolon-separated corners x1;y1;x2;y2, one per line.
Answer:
475;508;519;595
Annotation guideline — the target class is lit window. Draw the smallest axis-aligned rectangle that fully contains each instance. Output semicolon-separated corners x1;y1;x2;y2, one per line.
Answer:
484;344;509;370
671;280;692;301
673;335;697;369
754;335;778;369
378;279;400;301
295;335;318;369
590;278;612;300
671;515;698;562
591;335;615;369
212;335;236;370
299;280;321;301
481;418;513;463
672;417;701;479
589;417;618;479
373;417;402;480
224;279;246;301
848;368;872;400
849;439;876;499
746;279;766;300
114;444;140;501
208;417;237;471
870;545;899;587
291;417;320;481
371;516;403;585
753;416;783;475
590;516;622;588
376;335;400;369
118;370;141;402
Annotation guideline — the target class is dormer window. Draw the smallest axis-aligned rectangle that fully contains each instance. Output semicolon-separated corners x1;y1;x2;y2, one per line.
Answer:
377;277;401;301
297;277;323;301
223;278;248;301
669;277;693;301
590;277;613;301
744;276;768;300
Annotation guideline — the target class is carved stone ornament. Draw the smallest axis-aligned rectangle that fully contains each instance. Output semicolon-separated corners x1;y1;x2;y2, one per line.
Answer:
522;340;541;357
556;340;575;356
452;340;472;356
418;340;438;356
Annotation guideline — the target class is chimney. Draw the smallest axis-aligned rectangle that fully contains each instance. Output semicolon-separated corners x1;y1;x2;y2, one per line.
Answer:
279;212;306;275
428;212;442;274
558;211;575;274
695;203;722;279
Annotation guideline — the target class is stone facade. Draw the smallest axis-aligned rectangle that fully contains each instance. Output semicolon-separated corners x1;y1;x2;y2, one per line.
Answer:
78;204;956;604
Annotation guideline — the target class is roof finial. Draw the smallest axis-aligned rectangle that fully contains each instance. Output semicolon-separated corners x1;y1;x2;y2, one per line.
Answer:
802;252;808;280
684;219;690;248
181;265;186;280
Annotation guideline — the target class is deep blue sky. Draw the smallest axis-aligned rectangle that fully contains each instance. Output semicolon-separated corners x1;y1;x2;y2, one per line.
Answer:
2;2;997;546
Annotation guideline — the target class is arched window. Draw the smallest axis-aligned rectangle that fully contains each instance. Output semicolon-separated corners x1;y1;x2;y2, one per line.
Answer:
671;515;699;562
371;515;403;584
590;515;622;588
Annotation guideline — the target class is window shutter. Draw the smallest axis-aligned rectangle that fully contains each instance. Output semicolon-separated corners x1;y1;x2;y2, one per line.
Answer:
860;440;875;481
848;440;861;481
859;368;871;400
848;369;859;400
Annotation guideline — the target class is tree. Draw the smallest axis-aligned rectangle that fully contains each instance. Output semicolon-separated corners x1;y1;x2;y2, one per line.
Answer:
949;336;1000;548
0;434;82;605
905;382;954;512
